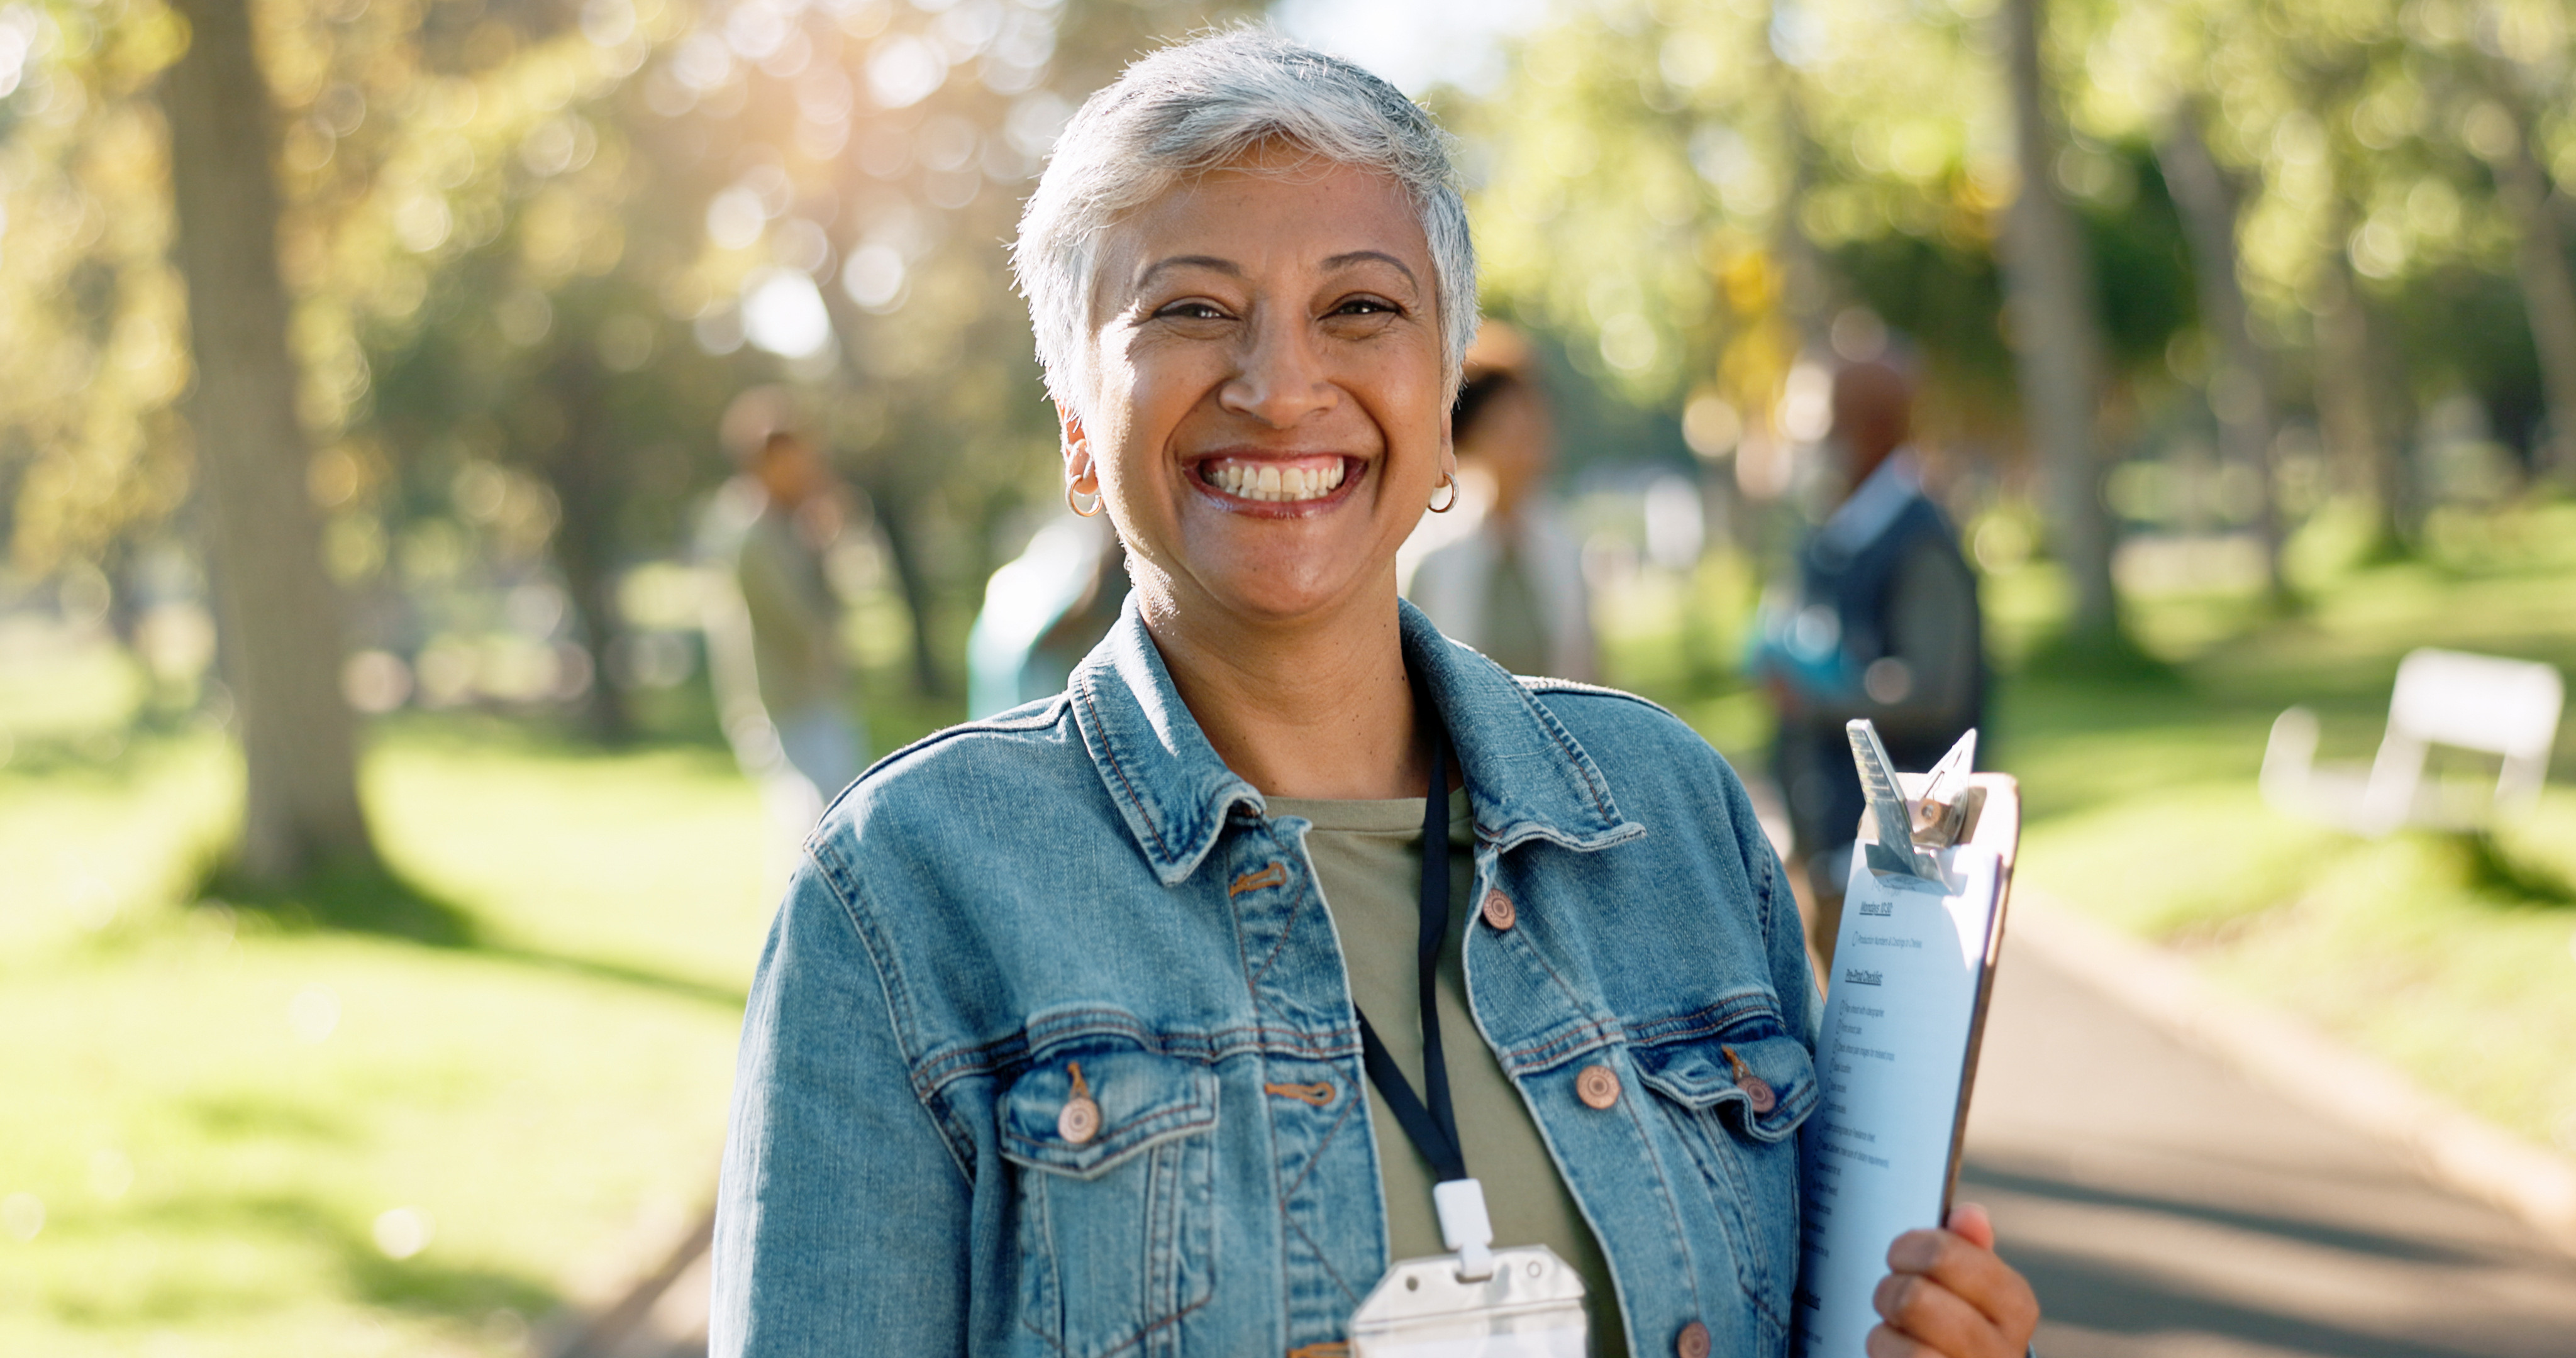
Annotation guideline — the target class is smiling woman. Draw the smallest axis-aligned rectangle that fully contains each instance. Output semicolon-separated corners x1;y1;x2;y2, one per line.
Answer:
709;27;2038;1358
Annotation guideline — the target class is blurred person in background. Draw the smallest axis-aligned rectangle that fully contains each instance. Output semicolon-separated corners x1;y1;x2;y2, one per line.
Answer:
699;387;865;860
1748;356;1984;965
714;31;2036;1358
964;510;1131;718
1402;321;1599;681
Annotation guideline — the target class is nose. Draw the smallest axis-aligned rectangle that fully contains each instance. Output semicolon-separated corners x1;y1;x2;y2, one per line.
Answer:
1218;307;1338;429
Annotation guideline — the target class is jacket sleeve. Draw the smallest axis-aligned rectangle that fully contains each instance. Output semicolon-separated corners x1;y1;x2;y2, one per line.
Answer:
710;858;972;1357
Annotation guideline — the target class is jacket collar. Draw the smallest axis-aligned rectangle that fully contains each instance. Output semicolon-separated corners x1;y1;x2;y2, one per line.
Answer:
1069;596;1640;886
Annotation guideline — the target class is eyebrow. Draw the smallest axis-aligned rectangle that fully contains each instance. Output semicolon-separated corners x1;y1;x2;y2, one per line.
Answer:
1131;250;1421;289
1321;250;1418;285
1135;255;1243;287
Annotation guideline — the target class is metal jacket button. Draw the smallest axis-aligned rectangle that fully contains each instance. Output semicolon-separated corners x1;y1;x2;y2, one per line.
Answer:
1739;1074;1777;1115
1058;1060;1101;1144
1676;1319;1711;1358
1480;889;1516;930
1058;1096;1100;1144
1722;1043;1777;1114
1575;1063;1620;1109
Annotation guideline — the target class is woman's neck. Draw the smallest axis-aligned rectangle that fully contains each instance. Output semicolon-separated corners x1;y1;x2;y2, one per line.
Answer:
1139;588;1430;802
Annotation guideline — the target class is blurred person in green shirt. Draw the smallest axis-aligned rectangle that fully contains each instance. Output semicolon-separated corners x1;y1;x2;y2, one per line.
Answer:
700;389;865;864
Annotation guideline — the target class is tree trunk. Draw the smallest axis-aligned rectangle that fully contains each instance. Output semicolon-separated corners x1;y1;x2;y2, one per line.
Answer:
818;284;947;698
2157;111;2289;605
1996;0;2118;639
161;0;372;881
1760;6;1833;353
543;356;635;742
2312;196;2402;551
865;476;947;698
2490;116;2576;489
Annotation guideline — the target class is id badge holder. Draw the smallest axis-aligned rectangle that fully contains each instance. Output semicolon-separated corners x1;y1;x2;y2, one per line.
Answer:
1348;1179;1591;1357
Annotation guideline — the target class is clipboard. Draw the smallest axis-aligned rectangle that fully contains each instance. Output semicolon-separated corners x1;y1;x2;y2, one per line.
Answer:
1790;722;2019;1358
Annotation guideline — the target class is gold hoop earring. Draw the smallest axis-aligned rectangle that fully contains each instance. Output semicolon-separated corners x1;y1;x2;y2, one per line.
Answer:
1067;479;1104;517
1428;471;1458;514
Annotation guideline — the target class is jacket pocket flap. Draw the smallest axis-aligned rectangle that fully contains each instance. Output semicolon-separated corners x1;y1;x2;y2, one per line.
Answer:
1632;1030;1818;1143
1000;1046;1219;1179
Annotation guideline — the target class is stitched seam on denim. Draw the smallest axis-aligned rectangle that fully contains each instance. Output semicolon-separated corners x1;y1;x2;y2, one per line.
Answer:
1282;1210;1363;1308
1494;900;1599;1043
1677;1100;1789;1329
1023;1012;1350;1059
1621;996;1786;1046
1079;676;1175;864
1500;1018;1624;1070
843;691;1075;795
1001;1106;1218;1176
1016;1169;1072;1357
1494;999;1788;1070
1504;682;1623;825
916;1022;1362;1096
1516;675;1685;722
1246;896;1301;996
1276;1069;1361;1203
1019;1294;1212;1357
816;858;979;1183
1276;1080;1365;1305
1618;1056;1713;1325
1229;864;1272;1025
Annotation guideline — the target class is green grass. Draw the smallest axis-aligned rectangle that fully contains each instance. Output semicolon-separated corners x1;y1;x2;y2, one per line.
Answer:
1597;497;2576;1157
0;714;769;1356
2008;508;2576;1156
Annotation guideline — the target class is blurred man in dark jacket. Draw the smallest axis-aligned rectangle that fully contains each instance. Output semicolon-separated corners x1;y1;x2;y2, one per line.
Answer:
1749;358;1984;963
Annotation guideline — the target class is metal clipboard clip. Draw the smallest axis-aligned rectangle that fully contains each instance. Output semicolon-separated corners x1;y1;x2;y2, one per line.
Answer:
1846;720;1980;883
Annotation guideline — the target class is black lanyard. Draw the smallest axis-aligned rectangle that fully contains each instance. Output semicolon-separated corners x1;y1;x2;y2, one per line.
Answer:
1352;715;1468;1186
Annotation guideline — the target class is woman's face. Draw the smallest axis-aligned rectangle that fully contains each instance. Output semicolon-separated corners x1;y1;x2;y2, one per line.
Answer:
1065;149;1450;632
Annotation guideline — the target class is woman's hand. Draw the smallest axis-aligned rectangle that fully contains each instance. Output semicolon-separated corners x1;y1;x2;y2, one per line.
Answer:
1868;1203;2040;1358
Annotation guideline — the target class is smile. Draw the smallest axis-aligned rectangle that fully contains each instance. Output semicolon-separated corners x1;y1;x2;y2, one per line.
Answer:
1192;455;1355;505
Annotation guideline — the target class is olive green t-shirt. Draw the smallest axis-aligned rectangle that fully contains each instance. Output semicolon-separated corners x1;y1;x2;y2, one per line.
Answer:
1270;791;1628;1358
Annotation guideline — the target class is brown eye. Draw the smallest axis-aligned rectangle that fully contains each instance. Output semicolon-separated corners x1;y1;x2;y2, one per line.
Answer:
1156;301;1229;321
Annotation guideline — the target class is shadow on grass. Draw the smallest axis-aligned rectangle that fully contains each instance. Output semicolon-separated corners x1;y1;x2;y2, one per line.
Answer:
2012;625;2190;690
69;1190;560;1326
2455;832;2576;907
200;857;747;1009
182;1091;358;1145
205;856;482;947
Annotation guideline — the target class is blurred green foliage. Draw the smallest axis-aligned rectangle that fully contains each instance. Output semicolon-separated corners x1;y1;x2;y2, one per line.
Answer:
4;0;2576;729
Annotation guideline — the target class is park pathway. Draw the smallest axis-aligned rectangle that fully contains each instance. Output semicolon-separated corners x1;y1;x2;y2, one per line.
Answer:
1961;942;2576;1357
579;939;2576;1358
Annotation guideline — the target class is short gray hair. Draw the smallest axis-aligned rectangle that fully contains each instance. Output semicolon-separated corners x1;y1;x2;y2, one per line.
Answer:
1012;28;1479;413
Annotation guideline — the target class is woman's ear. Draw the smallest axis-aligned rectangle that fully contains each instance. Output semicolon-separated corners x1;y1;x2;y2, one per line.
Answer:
1057;401;1097;491
1437;400;1456;483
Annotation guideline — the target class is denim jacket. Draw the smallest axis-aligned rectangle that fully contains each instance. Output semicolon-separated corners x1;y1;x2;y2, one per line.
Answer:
713;600;1823;1357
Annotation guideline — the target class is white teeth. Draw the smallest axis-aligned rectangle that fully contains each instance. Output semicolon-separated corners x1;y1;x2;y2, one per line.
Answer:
1206;460;1346;502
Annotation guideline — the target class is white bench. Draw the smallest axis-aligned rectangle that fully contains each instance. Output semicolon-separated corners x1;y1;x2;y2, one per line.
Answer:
2261;648;2564;836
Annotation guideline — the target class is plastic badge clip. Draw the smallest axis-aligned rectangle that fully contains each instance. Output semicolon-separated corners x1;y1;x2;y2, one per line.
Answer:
1846;719;1945;883
1434;1178;1497;1281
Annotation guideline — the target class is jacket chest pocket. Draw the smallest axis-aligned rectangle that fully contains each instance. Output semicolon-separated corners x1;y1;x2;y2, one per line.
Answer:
1631;1027;1818;1334
999;1046;1219;1358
